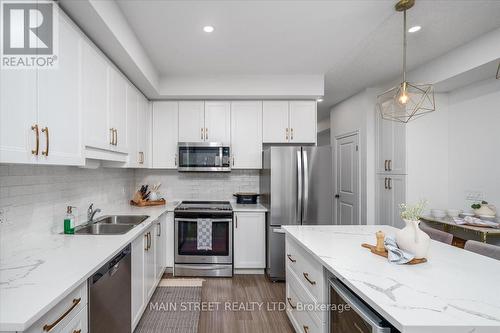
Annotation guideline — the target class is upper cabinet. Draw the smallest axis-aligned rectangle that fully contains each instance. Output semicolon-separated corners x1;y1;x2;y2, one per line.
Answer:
0;13;83;166
152;102;179;169
108;68;128;152
263;101;316;144
204;101;231;143
231;101;263;169
178;101;205;142
137;95;151;168
126;85;139;167
376;114;406;174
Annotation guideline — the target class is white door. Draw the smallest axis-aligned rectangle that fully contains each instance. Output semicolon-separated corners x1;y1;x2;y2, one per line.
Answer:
165;213;174;268
204;101;231;143
131;235;145;330
262;101;289;143
82;42;110;150
289;101;317;143
109;68;128;152
126;85;138;167
230;101;262;169
0;68;38;164
152;102;178;168
37;15;83;165
178;101;205;142
336;134;359;225
234;212;266;269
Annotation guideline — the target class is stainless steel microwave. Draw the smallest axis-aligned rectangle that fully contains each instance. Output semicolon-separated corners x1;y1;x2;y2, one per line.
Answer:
177;142;231;172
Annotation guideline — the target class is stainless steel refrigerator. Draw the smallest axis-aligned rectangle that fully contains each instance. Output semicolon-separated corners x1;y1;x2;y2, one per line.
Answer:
260;146;333;281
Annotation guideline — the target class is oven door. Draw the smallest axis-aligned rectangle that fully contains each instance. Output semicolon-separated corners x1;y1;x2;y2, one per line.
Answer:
177;143;230;172
329;278;391;333
175;218;233;264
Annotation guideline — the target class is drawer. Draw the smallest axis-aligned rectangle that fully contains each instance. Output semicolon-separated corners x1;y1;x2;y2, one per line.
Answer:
26;281;87;333
286;238;324;303
60;306;88;333
286;267;326;324
286;281;322;333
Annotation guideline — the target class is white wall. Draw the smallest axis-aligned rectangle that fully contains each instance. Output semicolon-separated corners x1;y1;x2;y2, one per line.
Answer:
330;88;379;225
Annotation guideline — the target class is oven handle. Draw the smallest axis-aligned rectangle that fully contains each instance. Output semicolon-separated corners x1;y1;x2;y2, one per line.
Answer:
329;279;390;333
175;264;230;270
174;218;233;223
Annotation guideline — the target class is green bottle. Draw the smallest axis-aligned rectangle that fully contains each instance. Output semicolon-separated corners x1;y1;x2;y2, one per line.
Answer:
64;206;76;234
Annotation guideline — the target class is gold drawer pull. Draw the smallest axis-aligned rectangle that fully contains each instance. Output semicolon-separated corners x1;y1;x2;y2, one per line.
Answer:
287;297;297;309
43;297;81;332
287;254;296;263
73;330;82;333
303;272;316;285
41;127;49;156
303;325;309;333
31;124;39;155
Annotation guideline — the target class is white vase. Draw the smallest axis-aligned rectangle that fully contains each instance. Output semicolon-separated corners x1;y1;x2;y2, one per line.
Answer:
396;219;430;259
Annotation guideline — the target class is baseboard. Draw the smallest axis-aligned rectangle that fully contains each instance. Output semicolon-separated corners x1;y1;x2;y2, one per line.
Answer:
234;268;265;275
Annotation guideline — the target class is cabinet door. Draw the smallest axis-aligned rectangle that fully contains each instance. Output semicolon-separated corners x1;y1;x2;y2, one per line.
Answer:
126;85;138;167
0;68;37;164
178;101;205;142
82;42;109;150
391;122;406;174
144;227;156;299
389;175;406;228
234;212;266;269
131;234;145;330
377;175;392;226
231;101;263;169
155;215;166;280
152;102;178;168
289;101;316;143
165;213;174;268
263;101;289;143
376;114;406;174
204;101;231;143
109;68;128;152
37;15;83;165
137;96;151;167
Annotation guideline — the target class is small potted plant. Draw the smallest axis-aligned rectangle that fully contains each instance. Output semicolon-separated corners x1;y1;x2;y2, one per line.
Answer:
396;200;430;259
471;201;496;217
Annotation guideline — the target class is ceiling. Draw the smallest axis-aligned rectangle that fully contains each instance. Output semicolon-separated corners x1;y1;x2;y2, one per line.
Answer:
116;0;500;119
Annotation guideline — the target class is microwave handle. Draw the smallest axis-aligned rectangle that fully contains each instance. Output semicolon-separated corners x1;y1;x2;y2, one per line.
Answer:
329;279;390;333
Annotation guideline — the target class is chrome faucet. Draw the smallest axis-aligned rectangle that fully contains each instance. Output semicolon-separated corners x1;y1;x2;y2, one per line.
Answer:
87;203;102;222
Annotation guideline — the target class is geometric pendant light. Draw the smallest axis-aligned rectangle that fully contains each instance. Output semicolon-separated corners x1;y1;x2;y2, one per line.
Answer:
376;0;436;123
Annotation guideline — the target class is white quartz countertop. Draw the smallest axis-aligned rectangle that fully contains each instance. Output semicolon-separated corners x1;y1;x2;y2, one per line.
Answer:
283;225;500;333
0;201;180;332
230;203;268;212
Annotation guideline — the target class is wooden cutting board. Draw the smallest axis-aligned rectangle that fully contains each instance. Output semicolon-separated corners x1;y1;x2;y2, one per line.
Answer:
130;199;166;207
361;243;427;265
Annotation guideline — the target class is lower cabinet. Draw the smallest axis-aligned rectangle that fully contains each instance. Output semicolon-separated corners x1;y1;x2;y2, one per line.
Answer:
233;212;266;269
155;214;167;280
285;236;327;333
377;174;406;228
165;212;175;268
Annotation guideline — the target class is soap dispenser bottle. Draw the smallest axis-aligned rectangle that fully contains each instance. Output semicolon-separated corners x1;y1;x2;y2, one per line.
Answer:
64;206;76;234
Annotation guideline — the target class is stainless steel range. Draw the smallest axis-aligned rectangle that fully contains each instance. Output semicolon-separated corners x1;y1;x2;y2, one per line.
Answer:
174;201;233;277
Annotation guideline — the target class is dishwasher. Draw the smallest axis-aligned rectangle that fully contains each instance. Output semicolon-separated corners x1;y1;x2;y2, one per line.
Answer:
89;244;131;333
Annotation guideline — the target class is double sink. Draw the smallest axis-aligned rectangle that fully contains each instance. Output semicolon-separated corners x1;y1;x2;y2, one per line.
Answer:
74;215;149;235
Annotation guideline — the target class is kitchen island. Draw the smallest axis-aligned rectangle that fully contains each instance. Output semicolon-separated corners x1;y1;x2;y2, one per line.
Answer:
283;225;500;333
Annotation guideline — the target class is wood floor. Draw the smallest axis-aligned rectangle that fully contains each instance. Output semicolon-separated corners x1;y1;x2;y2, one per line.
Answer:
198;275;295;333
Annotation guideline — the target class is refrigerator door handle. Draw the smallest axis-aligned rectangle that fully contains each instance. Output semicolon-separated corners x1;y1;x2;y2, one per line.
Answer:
302;150;309;222
296;150;303;223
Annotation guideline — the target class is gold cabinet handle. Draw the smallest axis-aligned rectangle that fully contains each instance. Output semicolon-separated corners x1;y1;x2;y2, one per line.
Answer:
287;254;296;263
43;298;81;332
41;127;49;156
388;177;392;190
73;330;82;333
285;128;289;141
235;215;238;228
232;156;235;166
205;127;208;140
384;160;388;171
388;159;392;171
174;153;177;166
303;325;309;333
201;128;204;140
157;222;161;237
384;177;388;189
110;128;114;145
113;129;117;146
287;297;297;309
144;233;148;251
31;124;39;155
303;272;316;285
290;128;294;140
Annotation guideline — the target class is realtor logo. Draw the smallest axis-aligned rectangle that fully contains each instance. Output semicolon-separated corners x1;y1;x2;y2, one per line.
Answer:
1;0;58;68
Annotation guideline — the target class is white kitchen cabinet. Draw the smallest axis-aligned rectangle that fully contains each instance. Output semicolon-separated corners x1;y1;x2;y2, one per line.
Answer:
231;101;263;169
377;174;406;228
126;85;139;167
376;113;406;174
109;68;128;152
263;101;289;143
0;14;83;166
152;102;179;168
82;41;110;151
204;101;231;143
178;101;205;142
137;95;151;167
155;214;167;280
289;101;317;143
131;233;145;330
144;224;156;299
233;212;266;269
165;212;175;268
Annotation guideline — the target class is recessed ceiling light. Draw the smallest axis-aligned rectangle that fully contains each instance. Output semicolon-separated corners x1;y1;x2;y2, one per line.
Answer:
203;26;215;33
408;25;421;33
316;98;324;102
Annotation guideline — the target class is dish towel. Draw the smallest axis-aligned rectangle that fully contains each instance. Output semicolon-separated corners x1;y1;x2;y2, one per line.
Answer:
197;219;213;251
384;235;415;264
453;216;499;228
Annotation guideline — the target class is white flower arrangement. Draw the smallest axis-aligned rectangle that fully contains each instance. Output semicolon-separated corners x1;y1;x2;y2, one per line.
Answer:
400;200;427;221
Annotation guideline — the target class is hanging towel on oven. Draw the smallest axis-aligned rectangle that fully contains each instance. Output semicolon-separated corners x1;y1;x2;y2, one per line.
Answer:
197;219;213;250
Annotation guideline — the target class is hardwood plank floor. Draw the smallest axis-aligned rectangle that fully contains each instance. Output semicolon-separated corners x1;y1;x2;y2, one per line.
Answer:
198;275;295;333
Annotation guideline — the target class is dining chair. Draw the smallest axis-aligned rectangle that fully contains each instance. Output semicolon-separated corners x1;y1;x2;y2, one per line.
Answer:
464;240;500;261
419;223;453;245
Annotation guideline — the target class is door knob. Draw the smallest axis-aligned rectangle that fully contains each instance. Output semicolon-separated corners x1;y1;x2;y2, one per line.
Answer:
334;194;340;198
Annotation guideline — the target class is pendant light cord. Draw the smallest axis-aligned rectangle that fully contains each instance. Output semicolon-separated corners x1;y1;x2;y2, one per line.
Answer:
402;9;407;83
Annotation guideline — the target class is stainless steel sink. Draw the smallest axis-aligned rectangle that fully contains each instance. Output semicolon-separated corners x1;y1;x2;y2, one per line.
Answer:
73;215;149;235
95;215;149;225
75;223;135;235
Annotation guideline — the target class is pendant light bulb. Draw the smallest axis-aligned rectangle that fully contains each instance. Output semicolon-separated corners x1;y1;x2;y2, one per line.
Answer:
398;82;409;105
